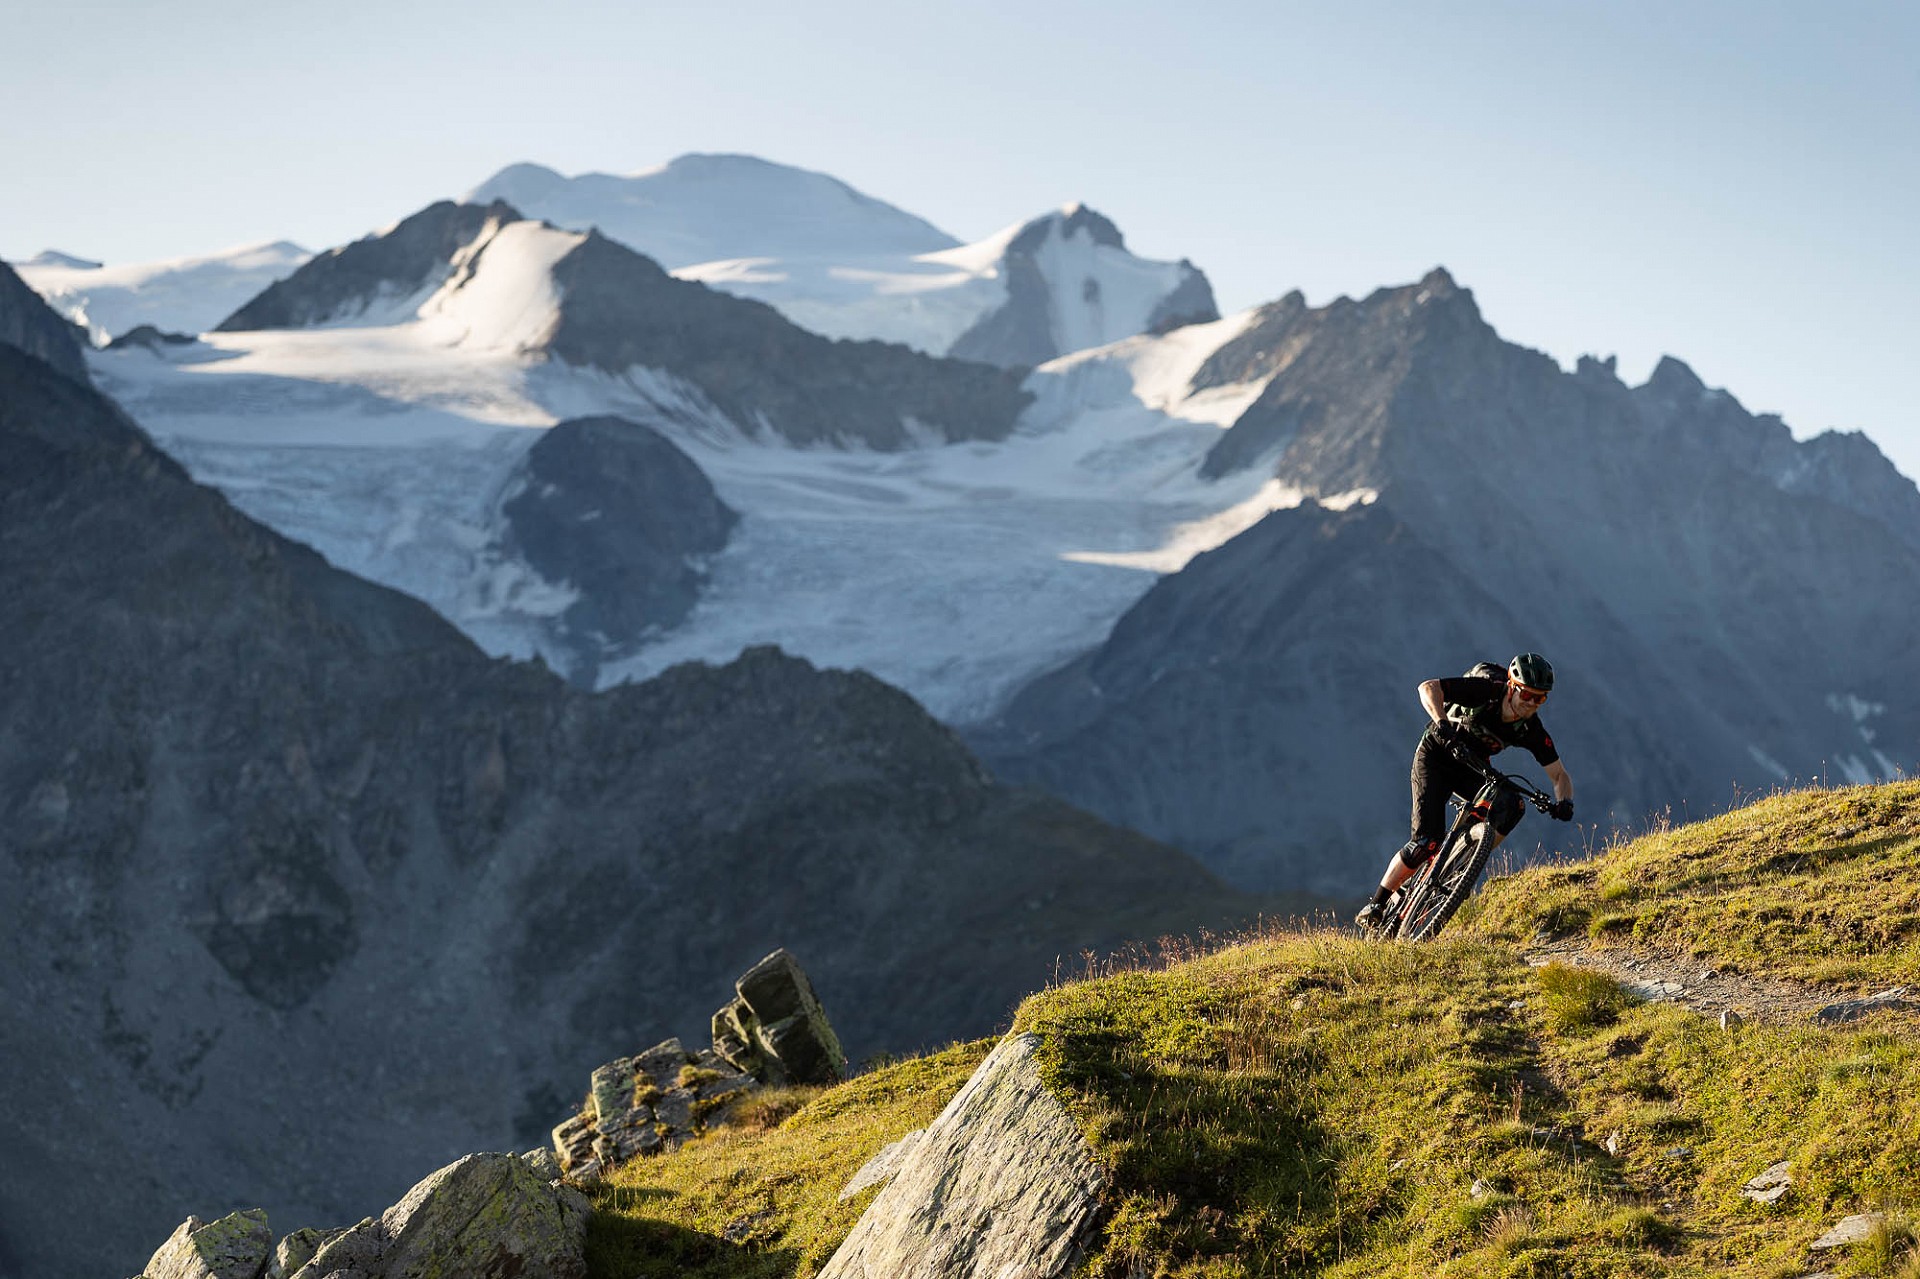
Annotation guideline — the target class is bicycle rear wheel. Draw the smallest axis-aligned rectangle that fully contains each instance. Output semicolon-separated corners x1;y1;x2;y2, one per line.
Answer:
1402;823;1495;941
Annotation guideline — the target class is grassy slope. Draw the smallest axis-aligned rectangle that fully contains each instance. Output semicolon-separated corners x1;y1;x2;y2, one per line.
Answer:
587;781;1920;1279
1470;779;1920;990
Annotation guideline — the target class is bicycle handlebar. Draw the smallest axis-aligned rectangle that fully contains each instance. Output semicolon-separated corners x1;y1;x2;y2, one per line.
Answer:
1447;743;1557;811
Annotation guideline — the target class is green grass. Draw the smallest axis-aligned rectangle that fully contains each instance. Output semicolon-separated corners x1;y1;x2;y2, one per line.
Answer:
585;1039;990;1278
1471;780;1920;991
584;780;1920;1278
1536;961;1635;1033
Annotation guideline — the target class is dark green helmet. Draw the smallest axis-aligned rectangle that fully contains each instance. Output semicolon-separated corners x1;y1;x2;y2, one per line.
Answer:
1508;652;1554;692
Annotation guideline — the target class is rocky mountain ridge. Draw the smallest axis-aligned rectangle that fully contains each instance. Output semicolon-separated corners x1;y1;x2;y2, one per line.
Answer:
211;200;1034;451
975;270;1920;892
0;257;90;383
217;201;519;331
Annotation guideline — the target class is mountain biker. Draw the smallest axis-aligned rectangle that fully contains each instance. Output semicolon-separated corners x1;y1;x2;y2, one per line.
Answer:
1355;653;1575;930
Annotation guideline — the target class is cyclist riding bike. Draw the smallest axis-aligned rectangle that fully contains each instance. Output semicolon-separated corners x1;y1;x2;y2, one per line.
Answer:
1355;653;1576;931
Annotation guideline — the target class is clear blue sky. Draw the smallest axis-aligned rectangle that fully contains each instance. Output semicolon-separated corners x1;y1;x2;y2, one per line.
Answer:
5;0;1916;476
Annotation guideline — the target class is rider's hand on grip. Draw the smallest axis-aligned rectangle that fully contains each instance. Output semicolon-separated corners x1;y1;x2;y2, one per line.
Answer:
1549;799;1574;822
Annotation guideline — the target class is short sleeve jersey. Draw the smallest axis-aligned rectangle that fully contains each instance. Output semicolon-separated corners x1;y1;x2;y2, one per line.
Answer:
1436;676;1560;766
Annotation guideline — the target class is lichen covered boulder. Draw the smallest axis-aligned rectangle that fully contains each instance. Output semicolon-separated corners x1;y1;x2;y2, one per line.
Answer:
818;1032;1103;1279
140;1208;273;1279
375;1153;590;1279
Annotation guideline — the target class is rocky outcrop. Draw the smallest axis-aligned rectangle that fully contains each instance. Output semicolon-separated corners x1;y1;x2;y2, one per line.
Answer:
500;414;737;681
109;324;200;351
0;258;90;382
139;1209;273;1279
0;347;1249;1278
711;948;847;1085
347;1153;587;1279
216;200;523;330
549;950;837;1179
1146;260;1220;334
819;1032;1104;1279
550;1038;757;1180
136;1154;587;1279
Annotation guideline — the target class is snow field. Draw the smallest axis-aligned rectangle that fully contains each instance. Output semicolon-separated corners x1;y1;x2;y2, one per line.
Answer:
91;281;1287;720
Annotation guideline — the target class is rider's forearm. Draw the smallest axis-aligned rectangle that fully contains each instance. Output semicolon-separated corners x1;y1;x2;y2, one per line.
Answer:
1548;766;1573;803
1419;679;1445;722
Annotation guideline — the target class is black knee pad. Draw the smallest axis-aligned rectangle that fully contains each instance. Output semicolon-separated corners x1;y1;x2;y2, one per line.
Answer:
1399;836;1443;869
1491;790;1525;837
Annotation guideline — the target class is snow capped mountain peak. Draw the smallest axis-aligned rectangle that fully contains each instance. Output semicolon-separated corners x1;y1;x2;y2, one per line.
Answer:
416;218;583;352
17;240;311;341
1032;202;1127;251
218;201;523;332
457;155;1217;367
940;202;1218;367
466;152;959;268
21;249;101;270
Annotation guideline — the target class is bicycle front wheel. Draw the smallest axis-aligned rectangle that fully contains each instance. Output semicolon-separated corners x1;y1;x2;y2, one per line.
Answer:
1401;825;1495;941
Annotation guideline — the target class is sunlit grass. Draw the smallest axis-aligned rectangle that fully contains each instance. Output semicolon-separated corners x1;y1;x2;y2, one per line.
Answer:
584;781;1920;1278
1471;781;1920;993
585;1040;989;1279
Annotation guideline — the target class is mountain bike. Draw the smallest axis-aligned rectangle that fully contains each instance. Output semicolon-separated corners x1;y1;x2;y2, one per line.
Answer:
1373;748;1558;942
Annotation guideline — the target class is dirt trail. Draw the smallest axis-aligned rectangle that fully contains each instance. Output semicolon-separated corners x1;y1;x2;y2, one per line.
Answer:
1525;938;1915;1026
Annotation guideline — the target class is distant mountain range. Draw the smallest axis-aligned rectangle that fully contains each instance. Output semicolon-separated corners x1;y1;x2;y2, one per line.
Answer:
972;272;1920;891
21;156;1920;898
466;154;1218;365
18;153;1215;369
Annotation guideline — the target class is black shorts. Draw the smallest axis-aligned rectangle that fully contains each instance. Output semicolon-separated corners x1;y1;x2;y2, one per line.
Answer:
1406;733;1523;864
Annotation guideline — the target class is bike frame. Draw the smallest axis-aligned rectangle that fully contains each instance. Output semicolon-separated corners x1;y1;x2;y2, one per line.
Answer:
1379;750;1556;942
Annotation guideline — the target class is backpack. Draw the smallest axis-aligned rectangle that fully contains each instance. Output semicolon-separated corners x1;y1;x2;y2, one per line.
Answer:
1444;662;1511;750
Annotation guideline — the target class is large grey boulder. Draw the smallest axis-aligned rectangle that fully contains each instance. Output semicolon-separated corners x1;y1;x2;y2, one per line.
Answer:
712;948;847;1085
370;1153;588;1279
139;1208;273;1279
819;1032;1104;1279
281;1154;588;1279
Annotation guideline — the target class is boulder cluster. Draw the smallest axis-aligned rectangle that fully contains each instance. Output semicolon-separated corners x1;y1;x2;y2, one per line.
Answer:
550;1037;755;1177
130;949;844;1278
133;1153;587;1279
550;947;847;1180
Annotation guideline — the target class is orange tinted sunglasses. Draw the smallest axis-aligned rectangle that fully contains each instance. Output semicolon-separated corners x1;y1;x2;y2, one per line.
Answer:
1512;683;1549;704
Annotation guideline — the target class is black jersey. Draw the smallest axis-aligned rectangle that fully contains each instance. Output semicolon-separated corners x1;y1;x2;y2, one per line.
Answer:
1435;676;1559;765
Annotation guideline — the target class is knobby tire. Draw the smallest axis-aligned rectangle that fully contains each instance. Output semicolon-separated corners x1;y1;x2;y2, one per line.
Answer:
1403;824;1495;941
